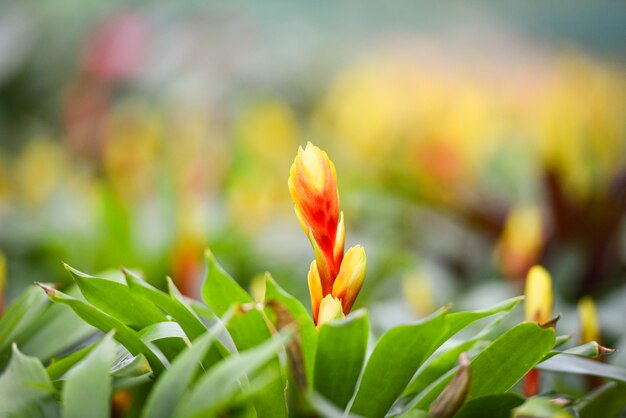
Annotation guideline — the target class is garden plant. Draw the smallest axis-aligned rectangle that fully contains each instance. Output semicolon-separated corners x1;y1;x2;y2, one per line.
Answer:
1;143;625;418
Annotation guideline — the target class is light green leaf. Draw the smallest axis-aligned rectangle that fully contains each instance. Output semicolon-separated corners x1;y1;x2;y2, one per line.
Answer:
125;270;209;341
454;394;525;418
0;344;55;417
543;341;611;361
62;333;117;418
37;284;166;374
66;265;166;329
141;319;229;418
0;286;48;366
443;297;522;341
265;274;317;388
537;354;626;382
16;296;95;362
315;310;369;409
174;331;291;418
350;309;448;418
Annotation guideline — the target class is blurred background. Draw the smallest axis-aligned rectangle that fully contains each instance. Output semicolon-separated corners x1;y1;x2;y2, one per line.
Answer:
1;1;626;360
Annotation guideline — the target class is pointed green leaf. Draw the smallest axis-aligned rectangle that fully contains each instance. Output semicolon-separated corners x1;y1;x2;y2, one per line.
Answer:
142;319;229;418
351;309;448;418
125;270;209;341
0;344;55;417
66;265;166;329
62;333;117;418
443;297;522;341
315;310;369;409
37;284;166;374
47;345;95;381
174;331;291;418
411;322;555;410
537;354;626;383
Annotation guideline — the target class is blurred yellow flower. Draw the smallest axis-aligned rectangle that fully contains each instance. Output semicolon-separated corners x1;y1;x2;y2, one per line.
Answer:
524;265;553;324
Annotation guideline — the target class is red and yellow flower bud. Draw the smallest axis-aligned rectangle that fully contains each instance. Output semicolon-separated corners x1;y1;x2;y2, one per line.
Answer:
290;142;366;326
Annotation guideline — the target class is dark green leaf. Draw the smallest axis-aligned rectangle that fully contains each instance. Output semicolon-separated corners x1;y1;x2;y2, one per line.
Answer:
454;394;525;418
350;309;447;418
315;310;369;409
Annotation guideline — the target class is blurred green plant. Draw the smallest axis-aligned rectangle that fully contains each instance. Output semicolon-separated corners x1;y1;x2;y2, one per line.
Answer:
0;144;624;418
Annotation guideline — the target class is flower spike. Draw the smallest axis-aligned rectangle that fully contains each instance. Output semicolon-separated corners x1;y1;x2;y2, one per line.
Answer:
289;142;366;326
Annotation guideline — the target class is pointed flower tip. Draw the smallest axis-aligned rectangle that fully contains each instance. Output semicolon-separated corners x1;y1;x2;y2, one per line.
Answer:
599;345;616;356
540;314;560;329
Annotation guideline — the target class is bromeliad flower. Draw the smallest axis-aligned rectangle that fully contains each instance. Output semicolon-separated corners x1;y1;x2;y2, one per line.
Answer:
289;142;366;326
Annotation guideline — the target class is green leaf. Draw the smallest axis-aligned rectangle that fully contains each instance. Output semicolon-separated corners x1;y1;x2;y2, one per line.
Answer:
315;310;369;409
16;295;95;362
47;345;95;381
37;283;166;374
201;251;286;418
174;331;292;418
411;322;555;410
125;269;209;341
443;297;522;341
543;341;612;361
66;265;166;329
576;382;626;418
265;274;317;388
138;322;188;343
403;313;505;399
454;394;525;418
141;318;230;418
62;333;117;418
350;309;448;418
0;344;55;417
0;286;48;365
512;396;573;417
537;354;626;383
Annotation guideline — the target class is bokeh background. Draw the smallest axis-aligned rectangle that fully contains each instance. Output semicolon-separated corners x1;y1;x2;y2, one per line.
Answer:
1;1;626;363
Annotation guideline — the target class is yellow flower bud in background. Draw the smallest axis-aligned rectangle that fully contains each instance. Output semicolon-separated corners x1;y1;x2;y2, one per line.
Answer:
524;265;553;324
578;296;600;344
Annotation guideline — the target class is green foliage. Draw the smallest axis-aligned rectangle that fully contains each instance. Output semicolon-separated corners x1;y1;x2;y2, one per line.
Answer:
0;253;624;417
